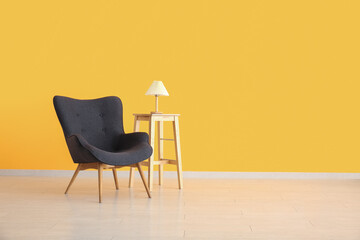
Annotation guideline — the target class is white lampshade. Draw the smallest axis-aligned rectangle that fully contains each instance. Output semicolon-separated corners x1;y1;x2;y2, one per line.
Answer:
145;81;169;96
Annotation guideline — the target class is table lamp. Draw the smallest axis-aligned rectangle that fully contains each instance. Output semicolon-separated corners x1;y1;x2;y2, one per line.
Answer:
145;80;169;113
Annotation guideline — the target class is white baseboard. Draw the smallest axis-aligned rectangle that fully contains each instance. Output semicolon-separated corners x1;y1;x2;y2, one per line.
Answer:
0;169;359;179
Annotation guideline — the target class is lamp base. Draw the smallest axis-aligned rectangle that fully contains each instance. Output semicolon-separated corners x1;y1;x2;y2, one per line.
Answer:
151;111;163;114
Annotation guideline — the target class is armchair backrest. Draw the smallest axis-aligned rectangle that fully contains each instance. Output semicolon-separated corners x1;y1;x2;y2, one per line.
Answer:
53;96;124;152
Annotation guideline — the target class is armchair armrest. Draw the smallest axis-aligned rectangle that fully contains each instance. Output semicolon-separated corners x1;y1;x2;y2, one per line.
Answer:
67;134;94;151
65;134;101;164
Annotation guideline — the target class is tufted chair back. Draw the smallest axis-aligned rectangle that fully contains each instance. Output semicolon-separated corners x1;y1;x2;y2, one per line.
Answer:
53;96;125;152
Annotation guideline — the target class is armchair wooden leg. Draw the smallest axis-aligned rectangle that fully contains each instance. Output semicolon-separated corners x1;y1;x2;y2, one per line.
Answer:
129;116;140;188
98;163;103;203
112;168;119;190
128;167;135;188
136;163;151;198
65;164;81;194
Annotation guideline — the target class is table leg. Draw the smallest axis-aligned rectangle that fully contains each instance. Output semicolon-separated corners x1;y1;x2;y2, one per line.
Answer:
173;116;183;189
158;121;164;185
148;117;156;191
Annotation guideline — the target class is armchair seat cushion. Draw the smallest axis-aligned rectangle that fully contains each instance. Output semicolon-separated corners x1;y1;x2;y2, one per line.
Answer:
73;133;152;166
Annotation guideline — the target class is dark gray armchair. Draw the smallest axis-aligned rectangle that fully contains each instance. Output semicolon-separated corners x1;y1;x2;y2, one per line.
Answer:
53;96;152;202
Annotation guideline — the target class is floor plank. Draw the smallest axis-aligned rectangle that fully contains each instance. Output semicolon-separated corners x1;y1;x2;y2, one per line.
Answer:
0;176;359;239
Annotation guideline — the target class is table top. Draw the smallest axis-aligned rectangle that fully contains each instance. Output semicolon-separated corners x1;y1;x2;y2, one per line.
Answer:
133;113;180;117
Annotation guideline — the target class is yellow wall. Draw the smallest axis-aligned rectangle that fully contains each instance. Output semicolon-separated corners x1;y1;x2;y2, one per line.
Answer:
1;1;360;172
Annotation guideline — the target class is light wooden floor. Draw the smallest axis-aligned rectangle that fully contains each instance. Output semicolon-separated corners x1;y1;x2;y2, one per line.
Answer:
0;175;359;240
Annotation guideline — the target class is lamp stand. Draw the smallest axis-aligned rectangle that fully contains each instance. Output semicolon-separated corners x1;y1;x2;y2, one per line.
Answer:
151;95;162;114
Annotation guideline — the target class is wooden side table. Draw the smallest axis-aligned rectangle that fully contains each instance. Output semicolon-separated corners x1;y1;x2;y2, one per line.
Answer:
128;113;183;191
